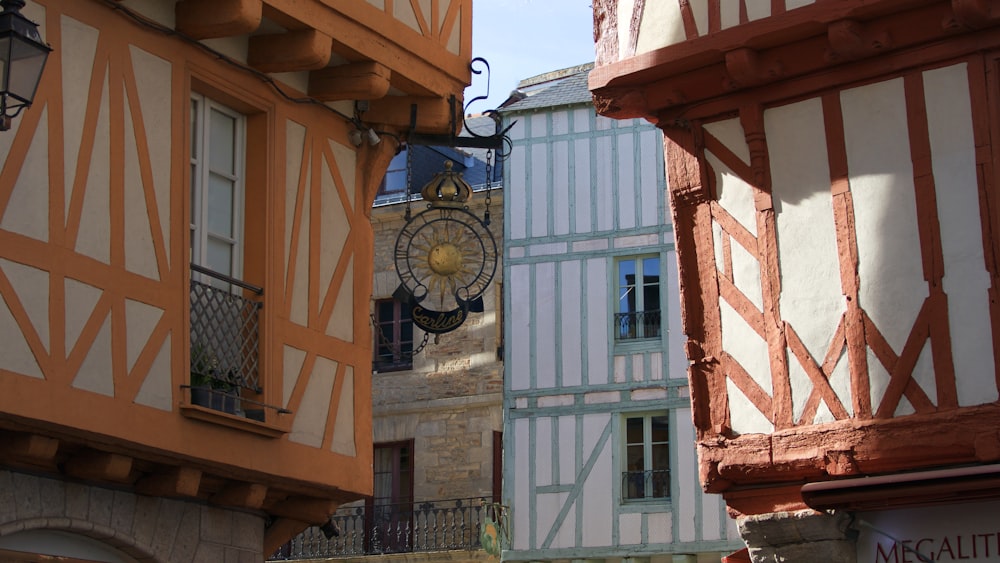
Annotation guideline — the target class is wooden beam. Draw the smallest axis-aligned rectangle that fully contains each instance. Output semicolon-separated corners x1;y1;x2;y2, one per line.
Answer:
309;62;392;101
249;29;332;73
365;96;459;136
176;0;262;40
134;466;202;498
64;451;133;484
212;482;268;509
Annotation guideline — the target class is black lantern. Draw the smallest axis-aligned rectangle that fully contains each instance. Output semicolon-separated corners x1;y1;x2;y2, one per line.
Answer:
0;0;50;131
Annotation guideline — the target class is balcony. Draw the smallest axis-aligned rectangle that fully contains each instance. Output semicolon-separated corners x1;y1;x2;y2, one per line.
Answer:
270;498;506;559
622;469;671;501
188;264;266;418
614;309;661;341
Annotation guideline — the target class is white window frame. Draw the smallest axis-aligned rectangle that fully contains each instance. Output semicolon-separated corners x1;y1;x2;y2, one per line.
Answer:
190;93;246;282
615;254;662;340
622;411;670;502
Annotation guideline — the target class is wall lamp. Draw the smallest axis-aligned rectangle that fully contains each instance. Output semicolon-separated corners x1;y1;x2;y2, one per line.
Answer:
349;126;381;147
0;0;51;131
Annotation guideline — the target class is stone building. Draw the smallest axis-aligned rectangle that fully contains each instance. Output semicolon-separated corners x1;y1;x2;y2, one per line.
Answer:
0;0;473;560
590;0;1000;561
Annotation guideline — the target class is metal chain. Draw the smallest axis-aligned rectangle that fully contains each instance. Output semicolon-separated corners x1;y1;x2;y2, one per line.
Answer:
404;143;413;222
483;149;492;226
370;313;429;360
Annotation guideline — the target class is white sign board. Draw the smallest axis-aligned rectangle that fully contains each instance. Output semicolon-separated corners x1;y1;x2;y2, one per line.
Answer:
857;500;1000;563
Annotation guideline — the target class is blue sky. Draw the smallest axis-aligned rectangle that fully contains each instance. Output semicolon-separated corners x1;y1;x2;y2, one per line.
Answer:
466;0;595;111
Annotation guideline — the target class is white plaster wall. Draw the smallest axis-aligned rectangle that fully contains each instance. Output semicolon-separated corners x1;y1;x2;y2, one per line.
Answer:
675;407;697;542
581;414;613;547
766;99;846;418
512;417;531;550
586;258;610;385
331;367;355;456
708;154;757;237
842;79;931;391
509;264;531;390
573;137;592;233
560;260;583;387
618;131;637;230
536;262;557;389
640;128;663;228
923;64;997;406
553;139;571;236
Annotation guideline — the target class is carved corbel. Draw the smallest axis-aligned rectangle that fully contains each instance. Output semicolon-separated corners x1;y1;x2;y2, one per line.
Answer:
950;0;1000;29
724;48;783;90
64;451;134;484
135;466;203;498
249;30;332;73
175;0;262;40
309;62;392;102
826;19;892;62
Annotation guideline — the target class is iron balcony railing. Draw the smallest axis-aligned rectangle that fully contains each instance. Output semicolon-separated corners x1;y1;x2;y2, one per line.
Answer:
614;309;662;340
622;469;671;500
271;497;493;559
189;264;263;395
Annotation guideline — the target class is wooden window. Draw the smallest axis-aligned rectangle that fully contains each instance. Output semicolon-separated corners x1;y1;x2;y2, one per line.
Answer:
373;298;413;371
190;93;245;283
622;413;670;501
368;441;414;553
615;255;661;340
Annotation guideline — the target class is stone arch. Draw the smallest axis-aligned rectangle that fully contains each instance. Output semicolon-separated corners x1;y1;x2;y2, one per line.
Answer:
0;522;156;562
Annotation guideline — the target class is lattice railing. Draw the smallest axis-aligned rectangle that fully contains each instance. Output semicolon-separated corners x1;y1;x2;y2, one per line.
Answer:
614;309;662;340
270;497;493;559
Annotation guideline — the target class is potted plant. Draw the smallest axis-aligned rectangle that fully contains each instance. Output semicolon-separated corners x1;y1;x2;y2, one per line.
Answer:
190;341;239;414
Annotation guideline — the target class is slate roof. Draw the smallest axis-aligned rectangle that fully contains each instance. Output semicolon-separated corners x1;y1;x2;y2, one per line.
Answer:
500;63;594;113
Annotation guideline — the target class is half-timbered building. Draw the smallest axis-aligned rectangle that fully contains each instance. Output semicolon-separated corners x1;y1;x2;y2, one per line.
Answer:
0;0;472;560
503;63;742;563
589;0;1000;561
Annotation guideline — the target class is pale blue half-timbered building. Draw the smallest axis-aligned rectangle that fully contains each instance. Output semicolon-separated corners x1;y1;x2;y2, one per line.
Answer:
501;64;743;563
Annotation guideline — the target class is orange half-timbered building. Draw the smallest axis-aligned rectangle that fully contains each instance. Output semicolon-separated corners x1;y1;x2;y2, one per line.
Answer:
0;0;472;560
591;0;1000;561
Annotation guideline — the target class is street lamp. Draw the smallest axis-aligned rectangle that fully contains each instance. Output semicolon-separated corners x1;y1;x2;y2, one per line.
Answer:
0;0;50;131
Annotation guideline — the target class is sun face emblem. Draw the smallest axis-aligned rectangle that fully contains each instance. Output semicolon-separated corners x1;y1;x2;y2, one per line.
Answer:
394;207;496;313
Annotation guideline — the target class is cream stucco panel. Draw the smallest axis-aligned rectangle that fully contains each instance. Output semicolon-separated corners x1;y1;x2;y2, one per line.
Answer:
393;0;424;34
289;355;338;447
1;107;48;243
580;415;612;547
129;44;172;267
319;147;348;302
124;299;163;373
64;278;102;355
76;71;112;265
285;120;307;275
282;344;307;409
72;315;114;396
62;16;98;216
134;334;172;411
325;256;354;341
329;139;357;211
634;0;686;56
1;259;49;353
330;366;355;456
123;98;159;280
290;159;311;326
843;78;928;354
0;275;43;380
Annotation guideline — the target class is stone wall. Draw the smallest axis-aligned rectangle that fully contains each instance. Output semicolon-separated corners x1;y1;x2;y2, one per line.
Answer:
370;191;504;503
0;470;264;562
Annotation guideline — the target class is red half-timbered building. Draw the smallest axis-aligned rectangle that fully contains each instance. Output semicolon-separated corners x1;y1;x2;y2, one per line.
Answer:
591;1;1000;561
